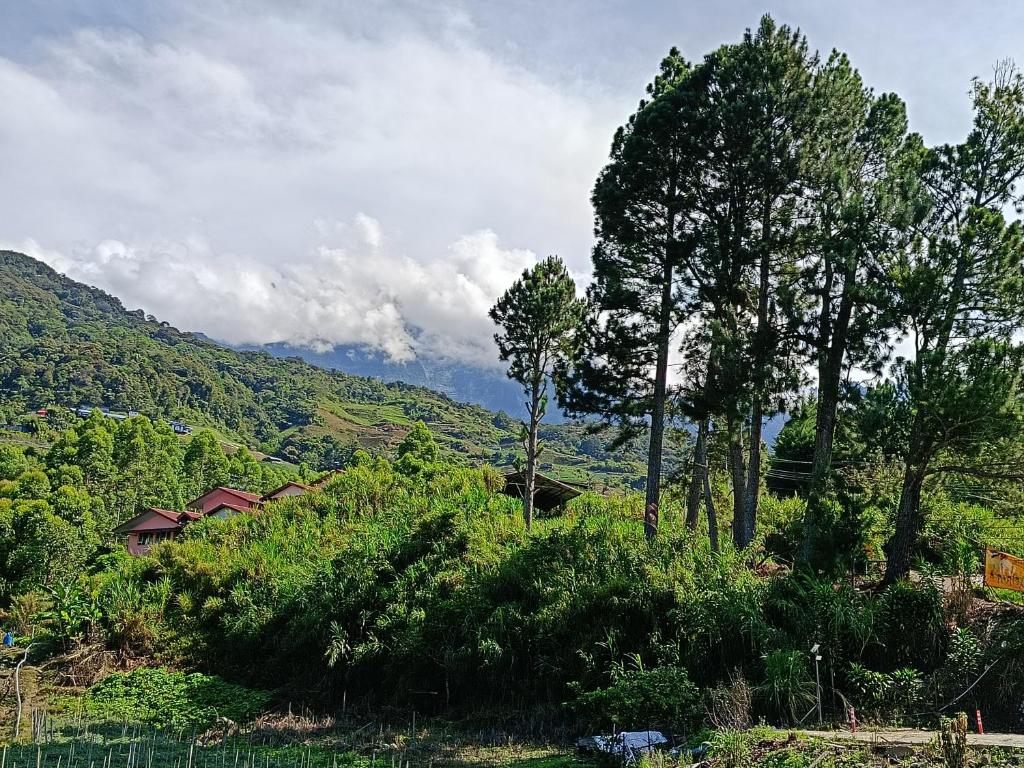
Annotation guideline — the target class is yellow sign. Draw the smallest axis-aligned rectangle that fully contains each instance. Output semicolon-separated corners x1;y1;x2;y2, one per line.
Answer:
984;549;1024;592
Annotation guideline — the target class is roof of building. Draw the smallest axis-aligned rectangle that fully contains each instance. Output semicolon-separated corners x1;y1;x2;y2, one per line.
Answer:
500;470;585;511
186;486;263;509
261;481;313;501
206;502;255;516
112;507;191;535
311;470;343;487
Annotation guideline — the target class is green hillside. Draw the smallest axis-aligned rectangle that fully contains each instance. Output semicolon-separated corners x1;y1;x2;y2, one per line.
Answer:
0;250;648;485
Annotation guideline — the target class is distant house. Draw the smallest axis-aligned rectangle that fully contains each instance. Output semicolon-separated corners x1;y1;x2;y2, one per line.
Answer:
261;481;313;502
500;470;584;511
116;481;323;555
186;487;263;516
112;508;203;555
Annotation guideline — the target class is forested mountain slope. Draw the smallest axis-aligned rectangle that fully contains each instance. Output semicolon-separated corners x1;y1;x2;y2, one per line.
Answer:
0;251;648;483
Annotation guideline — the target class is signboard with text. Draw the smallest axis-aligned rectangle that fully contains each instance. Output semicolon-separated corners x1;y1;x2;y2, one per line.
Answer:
984;548;1024;592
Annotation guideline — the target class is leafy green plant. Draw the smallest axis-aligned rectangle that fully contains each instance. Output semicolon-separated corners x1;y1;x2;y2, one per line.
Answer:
42;581;101;646
82;668;270;729
757;650;816;724
570;665;701;734
708;729;753;768
846;663;924;722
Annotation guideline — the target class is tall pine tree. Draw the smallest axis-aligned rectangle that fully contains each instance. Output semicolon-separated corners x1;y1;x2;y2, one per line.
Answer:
561;50;698;538
884;63;1024;583
491;256;584;530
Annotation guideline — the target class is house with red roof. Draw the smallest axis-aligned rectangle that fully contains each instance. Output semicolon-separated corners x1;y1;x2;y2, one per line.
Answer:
114;479;325;555
112;508;203;556
261;480;313;502
186;486;263;516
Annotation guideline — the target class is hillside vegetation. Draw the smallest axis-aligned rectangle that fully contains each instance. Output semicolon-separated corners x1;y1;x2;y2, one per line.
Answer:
4;431;1024;739
0;250;649;484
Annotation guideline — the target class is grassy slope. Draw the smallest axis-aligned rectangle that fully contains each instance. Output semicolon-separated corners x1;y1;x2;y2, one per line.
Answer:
0;250;649;484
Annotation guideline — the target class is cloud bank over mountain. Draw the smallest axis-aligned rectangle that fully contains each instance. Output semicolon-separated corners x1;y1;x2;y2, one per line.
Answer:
1;3;611;366
3;0;1019;368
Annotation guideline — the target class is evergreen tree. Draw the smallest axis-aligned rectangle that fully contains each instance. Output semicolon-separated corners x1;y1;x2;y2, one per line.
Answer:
883;63;1024;582
490;255;584;530
561;49;698;539
682;16;816;547
797;54;925;565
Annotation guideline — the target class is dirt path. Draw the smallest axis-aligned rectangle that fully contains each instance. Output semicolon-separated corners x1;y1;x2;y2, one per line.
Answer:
802;728;1024;749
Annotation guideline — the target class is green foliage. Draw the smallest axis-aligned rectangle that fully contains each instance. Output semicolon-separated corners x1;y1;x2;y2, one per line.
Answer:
42;580;101;646
757;650;816;725
876;580;947;670
394;421;441;475
846;663;924;722
570;665;701;733
0;249;653;485
0;413;296;600
81;668;270;730
708;729;753;768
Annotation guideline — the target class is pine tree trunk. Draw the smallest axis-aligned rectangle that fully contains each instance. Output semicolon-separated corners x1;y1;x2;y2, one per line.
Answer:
884;253;965;581
800;385;837;562
728;416;748;548
704;459;719;553
744;402;763;546
685;420;708;530
523;376;542;532
644;261;674;540
801;280;855;564
742;207;772;549
524;422;538;532
884;463;925;584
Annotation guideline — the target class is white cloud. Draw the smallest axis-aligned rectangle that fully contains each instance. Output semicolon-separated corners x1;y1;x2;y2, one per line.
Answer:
0;3;613;366
11;217;540;367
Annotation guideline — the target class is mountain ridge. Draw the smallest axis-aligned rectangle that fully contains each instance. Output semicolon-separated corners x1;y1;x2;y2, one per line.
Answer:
0;250;649;484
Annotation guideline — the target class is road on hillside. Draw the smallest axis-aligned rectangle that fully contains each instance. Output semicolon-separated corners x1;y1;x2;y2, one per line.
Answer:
802;728;1024;749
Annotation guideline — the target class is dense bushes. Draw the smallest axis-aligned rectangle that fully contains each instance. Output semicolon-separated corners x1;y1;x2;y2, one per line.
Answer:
39;459;1013;730
79;668;270;730
570;666;701;734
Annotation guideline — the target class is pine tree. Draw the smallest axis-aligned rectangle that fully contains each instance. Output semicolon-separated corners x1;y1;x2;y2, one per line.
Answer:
490;256;584;530
683;16;816;547
561;49;697;539
884;63;1024;583
797;54;925;566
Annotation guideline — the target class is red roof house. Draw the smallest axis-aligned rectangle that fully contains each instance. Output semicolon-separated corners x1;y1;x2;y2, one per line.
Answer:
261;481;313;502
112;508;202;556
186;487;263;515
116;481;319;556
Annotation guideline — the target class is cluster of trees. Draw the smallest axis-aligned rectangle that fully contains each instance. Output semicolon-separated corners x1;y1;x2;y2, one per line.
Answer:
1;249;655;481
0;411;296;599
38;457;1024;730
493;17;1024;581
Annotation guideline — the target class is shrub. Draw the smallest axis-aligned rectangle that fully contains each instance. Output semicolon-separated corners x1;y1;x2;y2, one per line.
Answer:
876;580;947;671
82;668;271;730
708;729;753;768
571;665;701;734
846;663;924;722
706;670;753;731
756;650;816;724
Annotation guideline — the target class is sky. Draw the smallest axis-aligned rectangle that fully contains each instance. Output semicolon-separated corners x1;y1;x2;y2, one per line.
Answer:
3;0;1023;368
